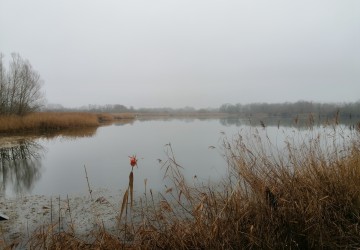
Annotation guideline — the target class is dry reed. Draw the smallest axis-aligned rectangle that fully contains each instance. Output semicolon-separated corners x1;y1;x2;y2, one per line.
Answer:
0;112;135;134
0;112;99;133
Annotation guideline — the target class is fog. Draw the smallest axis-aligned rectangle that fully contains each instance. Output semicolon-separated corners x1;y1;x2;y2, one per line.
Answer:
1;0;359;108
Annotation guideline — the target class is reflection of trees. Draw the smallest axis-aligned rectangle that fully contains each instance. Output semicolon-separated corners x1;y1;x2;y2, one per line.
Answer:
219;117;358;128
0;139;44;196
220;117;297;127
0;128;99;196
220;117;247;127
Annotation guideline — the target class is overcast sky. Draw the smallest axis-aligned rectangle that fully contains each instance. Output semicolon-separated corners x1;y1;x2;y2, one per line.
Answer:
1;0;359;108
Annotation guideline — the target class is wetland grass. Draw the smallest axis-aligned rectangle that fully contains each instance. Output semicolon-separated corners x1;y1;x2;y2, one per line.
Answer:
0;112;135;134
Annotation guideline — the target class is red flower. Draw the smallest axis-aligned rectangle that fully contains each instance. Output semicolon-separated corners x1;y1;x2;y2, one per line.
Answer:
129;156;137;167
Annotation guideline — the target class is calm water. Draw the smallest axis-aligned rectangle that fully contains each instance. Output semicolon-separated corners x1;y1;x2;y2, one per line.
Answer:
0;117;356;198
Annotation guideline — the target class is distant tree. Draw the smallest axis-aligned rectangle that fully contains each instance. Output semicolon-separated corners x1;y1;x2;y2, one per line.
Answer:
0;53;45;115
220;103;238;113
112;104;128;112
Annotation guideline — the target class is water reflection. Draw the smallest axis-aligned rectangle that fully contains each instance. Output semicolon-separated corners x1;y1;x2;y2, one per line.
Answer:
0;139;44;196
219;116;359;128
41;126;98;139
114;120;135;126
0;118;358;198
0;127;99;197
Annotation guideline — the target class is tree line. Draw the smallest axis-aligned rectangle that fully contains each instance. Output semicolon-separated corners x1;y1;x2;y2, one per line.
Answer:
0;53;45;116
46;101;360;119
219;101;360;118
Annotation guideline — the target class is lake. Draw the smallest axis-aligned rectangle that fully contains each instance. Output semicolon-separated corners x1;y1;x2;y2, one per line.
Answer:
0;117;356;198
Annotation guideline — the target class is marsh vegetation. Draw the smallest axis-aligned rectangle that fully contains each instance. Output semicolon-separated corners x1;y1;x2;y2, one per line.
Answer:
1;53;360;249
3;118;357;249
0;112;136;135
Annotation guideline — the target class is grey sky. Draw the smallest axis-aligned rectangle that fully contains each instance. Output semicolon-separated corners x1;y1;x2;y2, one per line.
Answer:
1;0;359;108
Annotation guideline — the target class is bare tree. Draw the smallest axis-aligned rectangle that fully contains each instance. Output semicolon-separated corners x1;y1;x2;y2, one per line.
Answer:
0;53;45;115
0;53;8;114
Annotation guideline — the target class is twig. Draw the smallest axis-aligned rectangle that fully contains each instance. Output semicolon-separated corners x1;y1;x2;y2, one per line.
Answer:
58;195;61;233
27;219;29;238
84;165;93;200
67;194;75;233
50;197;53;228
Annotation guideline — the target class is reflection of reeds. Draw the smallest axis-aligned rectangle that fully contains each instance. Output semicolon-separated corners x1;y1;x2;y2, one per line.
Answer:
43;126;98;139
19;122;360;249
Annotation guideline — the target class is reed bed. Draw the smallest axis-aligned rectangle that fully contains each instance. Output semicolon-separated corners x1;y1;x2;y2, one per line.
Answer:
111;113;136;120
0;112;132;134
16;121;360;249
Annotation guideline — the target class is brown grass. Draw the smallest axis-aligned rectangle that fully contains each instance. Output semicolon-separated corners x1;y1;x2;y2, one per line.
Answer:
0;112;135;134
0;112;99;133
111;113;136;120
11;122;360;249
97;112;136;122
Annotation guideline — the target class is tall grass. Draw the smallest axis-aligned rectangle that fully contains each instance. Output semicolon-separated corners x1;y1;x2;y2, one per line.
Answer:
20;121;360;248
0;112;119;134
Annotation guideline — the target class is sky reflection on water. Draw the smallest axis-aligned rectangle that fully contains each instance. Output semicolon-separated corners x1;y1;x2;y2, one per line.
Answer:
0;118;357;198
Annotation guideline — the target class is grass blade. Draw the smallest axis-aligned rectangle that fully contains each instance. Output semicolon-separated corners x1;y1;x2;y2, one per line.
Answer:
129;171;134;208
119;189;129;224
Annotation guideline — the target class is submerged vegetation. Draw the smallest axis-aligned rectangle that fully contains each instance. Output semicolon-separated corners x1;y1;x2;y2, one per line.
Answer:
12;120;359;249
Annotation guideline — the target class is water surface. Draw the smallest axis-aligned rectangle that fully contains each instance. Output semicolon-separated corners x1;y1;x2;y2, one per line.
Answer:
0;117;356;198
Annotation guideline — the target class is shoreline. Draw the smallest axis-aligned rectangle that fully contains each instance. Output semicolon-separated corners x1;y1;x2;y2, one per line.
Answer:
0;188;124;247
